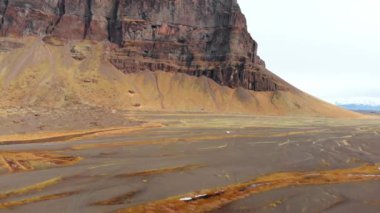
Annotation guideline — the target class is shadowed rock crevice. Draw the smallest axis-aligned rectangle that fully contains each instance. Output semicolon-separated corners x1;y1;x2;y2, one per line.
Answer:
83;0;93;39
0;0;9;34
169;0;175;22
107;0;123;46
46;0;66;34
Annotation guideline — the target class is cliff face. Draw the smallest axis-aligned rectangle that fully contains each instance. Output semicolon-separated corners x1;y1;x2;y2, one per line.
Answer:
0;0;288;91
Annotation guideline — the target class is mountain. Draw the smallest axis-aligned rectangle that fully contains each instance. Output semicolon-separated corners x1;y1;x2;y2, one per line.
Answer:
0;0;361;118
338;104;380;112
334;97;380;112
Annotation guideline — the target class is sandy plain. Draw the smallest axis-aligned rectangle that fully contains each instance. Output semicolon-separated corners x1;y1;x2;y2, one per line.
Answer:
0;108;380;212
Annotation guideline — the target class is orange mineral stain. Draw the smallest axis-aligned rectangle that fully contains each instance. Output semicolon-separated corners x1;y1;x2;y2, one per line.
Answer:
0;152;81;173
116;164;380;213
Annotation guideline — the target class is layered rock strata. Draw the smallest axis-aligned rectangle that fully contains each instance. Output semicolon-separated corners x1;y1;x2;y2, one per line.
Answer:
0;0;288;91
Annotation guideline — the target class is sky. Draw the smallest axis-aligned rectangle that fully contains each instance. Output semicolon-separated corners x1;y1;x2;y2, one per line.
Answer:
238;0;380;105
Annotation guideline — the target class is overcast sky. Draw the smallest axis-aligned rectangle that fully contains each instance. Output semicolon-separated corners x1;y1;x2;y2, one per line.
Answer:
238;0;380;105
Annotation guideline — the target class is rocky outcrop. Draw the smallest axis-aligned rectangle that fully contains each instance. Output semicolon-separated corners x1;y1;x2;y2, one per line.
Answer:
0;0;289;91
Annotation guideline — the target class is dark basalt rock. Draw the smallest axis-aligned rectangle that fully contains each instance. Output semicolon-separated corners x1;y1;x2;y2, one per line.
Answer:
107;0;123;46
0;0;289;91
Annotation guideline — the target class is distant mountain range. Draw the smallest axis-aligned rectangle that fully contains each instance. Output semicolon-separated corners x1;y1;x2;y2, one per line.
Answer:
338;104;380;112
332;97;380;112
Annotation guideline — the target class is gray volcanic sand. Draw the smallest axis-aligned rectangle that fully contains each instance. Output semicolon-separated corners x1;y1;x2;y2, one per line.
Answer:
1;109;380;212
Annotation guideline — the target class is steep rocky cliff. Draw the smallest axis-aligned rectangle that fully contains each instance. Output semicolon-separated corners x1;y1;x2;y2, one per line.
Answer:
0;0;361;118
0;0;288;91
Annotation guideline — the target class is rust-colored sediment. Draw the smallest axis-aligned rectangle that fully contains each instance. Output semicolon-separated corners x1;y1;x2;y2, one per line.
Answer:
0;191;79;209
117;165;203;178
92;165;202;206
0;123;163;145
116;164;380;213
0;152;81;173
92;190;142;206
0;177;62;200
